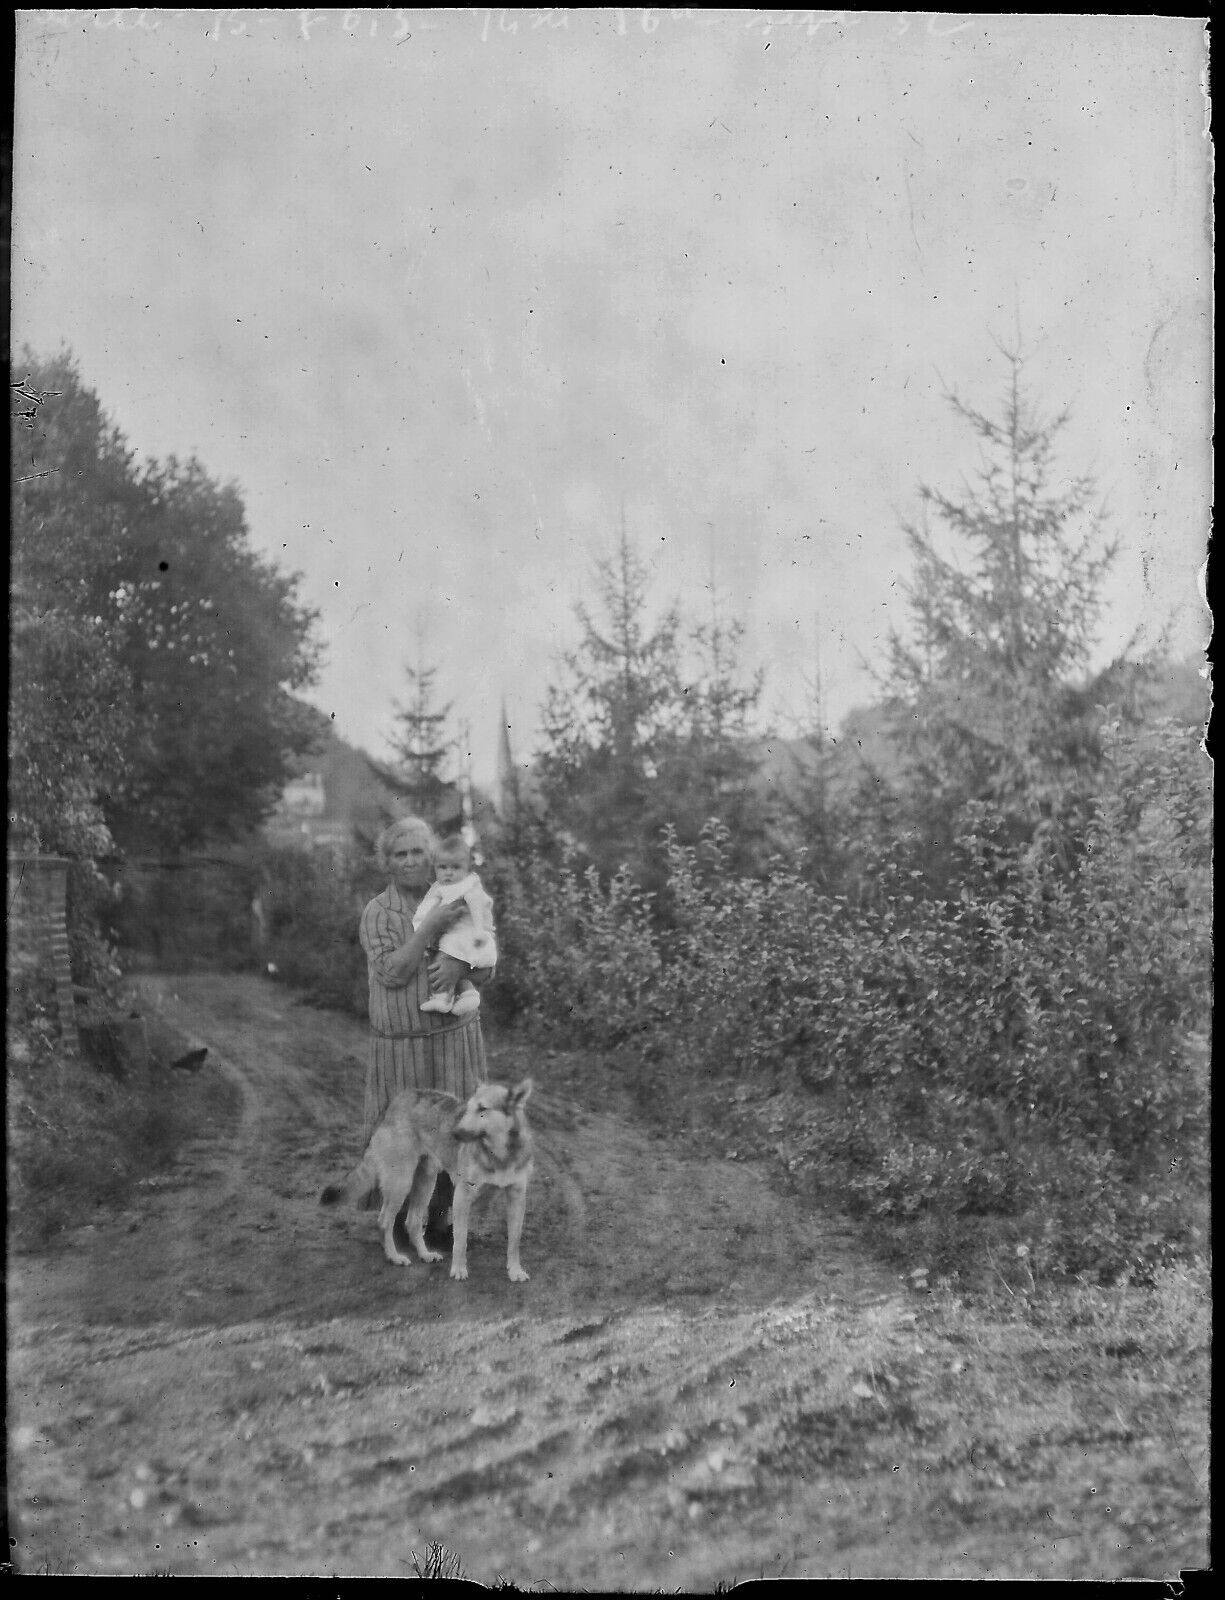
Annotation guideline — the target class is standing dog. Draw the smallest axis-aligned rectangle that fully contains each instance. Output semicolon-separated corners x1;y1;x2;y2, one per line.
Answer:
320;1079;534;1282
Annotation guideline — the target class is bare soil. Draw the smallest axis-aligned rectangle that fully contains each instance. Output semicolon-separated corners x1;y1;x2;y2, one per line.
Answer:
6;974;1207;1586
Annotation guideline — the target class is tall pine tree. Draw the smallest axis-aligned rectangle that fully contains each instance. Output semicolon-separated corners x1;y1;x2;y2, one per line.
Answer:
881;347;1146;866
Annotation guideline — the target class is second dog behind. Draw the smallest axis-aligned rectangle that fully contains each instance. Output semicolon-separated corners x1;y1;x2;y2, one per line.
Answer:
320;1079;535;1282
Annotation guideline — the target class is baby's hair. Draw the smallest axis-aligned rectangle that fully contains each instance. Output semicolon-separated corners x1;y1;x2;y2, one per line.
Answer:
432;835;472;865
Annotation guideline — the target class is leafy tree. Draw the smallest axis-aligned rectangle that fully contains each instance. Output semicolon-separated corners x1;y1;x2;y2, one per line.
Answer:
109;456;324;852
7;605;130;860
10;350;323;858
10;361;138;855
879;348;1147;868
9;371;131;855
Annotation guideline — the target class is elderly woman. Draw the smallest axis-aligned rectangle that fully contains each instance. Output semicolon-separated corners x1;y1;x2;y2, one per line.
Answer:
359;817;488;1144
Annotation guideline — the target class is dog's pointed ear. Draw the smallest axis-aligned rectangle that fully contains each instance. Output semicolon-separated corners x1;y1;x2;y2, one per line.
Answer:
510;1077;534;1109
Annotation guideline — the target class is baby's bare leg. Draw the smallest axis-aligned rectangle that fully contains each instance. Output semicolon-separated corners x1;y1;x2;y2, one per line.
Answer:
429;953;467;995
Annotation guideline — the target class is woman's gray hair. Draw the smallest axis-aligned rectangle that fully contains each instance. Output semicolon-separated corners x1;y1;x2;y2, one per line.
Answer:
375;816;437;872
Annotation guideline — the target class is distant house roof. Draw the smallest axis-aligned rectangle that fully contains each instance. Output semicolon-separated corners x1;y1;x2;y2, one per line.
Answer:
266;732;408;851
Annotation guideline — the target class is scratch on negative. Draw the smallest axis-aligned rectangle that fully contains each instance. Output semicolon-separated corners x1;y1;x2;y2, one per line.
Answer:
904;170;923;260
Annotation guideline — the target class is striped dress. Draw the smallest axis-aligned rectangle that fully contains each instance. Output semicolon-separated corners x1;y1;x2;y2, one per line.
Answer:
359;882;488;1142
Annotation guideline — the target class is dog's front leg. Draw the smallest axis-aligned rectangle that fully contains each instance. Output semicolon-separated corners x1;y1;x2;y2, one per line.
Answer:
505;1181;530;1283
449;1179;477;1280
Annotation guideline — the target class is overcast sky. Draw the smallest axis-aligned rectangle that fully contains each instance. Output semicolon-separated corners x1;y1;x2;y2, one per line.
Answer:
13;10;1212;785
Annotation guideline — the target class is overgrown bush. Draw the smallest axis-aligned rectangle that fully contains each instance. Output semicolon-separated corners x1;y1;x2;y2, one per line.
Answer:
501;720;1210;1279
494;849;662;1048
110;857;254;971
260;845;374;1015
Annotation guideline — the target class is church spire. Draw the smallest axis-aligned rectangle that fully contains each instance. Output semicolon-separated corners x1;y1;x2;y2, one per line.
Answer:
496;698;518;819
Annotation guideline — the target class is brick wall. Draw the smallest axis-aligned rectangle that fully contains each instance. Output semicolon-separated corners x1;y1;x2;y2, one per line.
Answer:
6;854;80;1058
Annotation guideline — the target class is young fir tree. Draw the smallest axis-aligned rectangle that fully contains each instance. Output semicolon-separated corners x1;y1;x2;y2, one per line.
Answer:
665;557;769;876
537;519;772;893
536;518;685;890
388;644;453;823
776;625;849;889
882;347;1145;865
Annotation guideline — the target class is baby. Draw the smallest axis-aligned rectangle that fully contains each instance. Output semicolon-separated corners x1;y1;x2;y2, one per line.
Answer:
413;835;497;1017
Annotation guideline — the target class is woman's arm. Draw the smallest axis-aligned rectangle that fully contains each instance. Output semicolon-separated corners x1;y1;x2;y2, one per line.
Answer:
411;883;441;931
361;897;466;988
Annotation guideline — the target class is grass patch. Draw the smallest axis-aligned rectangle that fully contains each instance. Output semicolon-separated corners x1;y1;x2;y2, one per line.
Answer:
5;1021;238;1253
586;1034;1209;1577
652;1054;1210;1289
741;1261;1210;1579
921;1264;1210;1575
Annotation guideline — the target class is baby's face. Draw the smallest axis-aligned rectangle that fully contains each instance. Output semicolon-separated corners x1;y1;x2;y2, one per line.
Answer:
434;857;468;886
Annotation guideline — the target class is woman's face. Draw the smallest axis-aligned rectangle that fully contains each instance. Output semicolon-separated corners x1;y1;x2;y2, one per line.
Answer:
387;834;432;893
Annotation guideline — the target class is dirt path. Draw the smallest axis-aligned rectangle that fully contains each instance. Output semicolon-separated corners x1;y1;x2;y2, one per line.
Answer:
6;975;1205;1585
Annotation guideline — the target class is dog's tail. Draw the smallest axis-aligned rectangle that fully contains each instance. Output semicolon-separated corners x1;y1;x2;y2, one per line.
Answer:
319;1146;379;1210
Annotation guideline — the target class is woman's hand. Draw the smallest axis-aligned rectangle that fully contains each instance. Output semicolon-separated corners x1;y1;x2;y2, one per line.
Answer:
424;899;466;940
